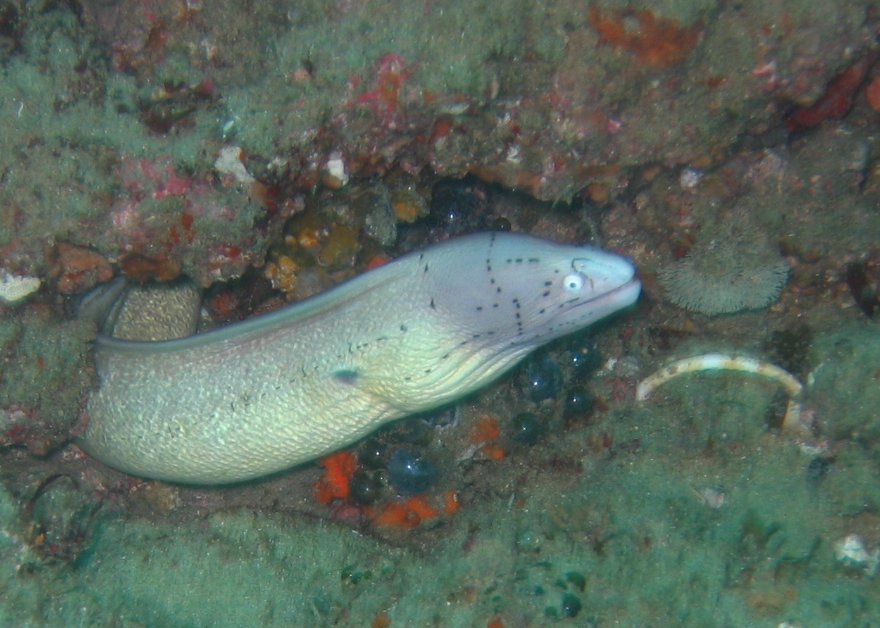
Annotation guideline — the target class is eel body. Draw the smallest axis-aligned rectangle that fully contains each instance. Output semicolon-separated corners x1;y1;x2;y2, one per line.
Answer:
79;232;640;484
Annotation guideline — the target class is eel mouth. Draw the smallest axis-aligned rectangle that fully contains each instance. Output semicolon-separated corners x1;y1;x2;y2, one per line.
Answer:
587;277;642;310
563;276;642;323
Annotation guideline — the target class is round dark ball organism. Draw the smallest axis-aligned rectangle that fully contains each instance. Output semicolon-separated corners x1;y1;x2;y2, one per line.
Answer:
349;470;385;505
563;386;594;422
521;354;563;403
485;216;511;232
566;337;602;377
387;448;438;495
510;412;546;446
359;439;387;469
561;592;582;618
806;456;834;483
428;177;489;235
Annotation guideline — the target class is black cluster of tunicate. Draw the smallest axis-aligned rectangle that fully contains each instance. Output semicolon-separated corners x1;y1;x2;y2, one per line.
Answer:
427;176;491;236
387;447;439;495
358;438;387;469
560;592;583;618
511;337;603;446
352;437;441;502
521;354;564;403
542;571;586;620
349;439;387;505
806;456;834;483
565;337;602;377
348;469;384;505
563;386;593;422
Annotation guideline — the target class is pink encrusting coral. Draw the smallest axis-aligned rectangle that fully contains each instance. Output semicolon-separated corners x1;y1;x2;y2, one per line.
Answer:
107;156;273;286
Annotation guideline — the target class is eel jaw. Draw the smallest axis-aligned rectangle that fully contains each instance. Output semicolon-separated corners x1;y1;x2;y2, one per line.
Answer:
583;277;642;313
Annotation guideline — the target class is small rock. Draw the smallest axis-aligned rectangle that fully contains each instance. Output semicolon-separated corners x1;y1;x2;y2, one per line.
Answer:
834;534;880;576
0;270;40;304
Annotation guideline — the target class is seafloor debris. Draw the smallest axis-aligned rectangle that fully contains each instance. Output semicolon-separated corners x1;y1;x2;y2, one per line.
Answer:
0;269;40;304
834;534;880;576
637;352;807;433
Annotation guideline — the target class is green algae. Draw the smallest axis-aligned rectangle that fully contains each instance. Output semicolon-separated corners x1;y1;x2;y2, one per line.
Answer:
0;7;180;258
0;309;93;449
1;326;878;625
223;0;535;155
0;0;879;625
810;326;880;448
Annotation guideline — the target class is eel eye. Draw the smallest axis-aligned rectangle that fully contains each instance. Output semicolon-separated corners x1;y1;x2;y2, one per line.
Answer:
563;272;586;292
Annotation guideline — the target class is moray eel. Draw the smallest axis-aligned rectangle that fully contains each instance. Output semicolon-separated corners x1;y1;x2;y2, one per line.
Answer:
79;232;640;484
